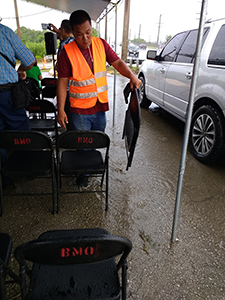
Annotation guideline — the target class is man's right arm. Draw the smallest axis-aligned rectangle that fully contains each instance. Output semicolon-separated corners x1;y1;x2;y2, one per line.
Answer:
57;77;70;128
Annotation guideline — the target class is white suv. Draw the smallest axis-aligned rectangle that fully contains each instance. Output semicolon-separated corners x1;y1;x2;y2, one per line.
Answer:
138;19;225;164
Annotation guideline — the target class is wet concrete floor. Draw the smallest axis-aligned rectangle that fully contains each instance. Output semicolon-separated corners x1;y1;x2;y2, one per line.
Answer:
1;74;225;299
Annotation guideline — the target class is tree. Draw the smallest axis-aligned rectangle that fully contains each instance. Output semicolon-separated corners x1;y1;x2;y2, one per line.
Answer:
14;26;98;58
165;35;172;44
15;26;47;58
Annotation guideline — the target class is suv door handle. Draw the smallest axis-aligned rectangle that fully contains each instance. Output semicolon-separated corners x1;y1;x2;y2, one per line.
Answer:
185;72;192;79
160;68;166;74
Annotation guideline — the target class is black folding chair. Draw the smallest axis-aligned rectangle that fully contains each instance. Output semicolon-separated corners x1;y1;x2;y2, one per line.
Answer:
41;77;57;100
56;130;110;213
26;77;42;100
0;131;57;216
0;232;20;300
14;228;132;300
27;99;58;139
122;83;141;170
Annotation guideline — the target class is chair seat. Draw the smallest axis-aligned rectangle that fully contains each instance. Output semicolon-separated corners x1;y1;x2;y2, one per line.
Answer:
2;151;52;177
60;150;105;175
28;260;120;300
29;119;56;131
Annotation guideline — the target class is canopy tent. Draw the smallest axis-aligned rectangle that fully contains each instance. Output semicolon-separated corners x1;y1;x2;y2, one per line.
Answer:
26;0;111;21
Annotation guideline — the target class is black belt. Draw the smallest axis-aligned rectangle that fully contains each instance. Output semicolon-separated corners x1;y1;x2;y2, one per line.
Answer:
0;83;14;92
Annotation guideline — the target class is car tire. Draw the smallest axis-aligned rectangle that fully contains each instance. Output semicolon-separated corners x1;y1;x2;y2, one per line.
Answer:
138;75;152;108
189;105;224;164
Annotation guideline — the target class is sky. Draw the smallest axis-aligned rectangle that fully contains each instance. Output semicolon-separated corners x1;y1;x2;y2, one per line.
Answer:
1;0;225;45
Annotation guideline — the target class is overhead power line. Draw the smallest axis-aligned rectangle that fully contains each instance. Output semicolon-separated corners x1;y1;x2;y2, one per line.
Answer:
2;9;53;20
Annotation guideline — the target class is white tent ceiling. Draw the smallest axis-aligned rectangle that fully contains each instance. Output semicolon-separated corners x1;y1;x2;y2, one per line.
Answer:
26;0;111;21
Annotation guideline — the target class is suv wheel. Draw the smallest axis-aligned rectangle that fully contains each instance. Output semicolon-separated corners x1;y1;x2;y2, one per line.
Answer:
190;105;224;164
138;75;152;108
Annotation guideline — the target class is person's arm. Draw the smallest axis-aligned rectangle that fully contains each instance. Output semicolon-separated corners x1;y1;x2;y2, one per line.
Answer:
57;77;69;128
112;58;142;90
17;62;35;79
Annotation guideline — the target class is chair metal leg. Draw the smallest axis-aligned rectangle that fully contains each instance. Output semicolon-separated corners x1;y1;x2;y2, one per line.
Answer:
0;265;6;300
5;266;21;284
56;165;61;214
105;164;109;211
122;259;127;300
0;173;3;216
51;156;56;215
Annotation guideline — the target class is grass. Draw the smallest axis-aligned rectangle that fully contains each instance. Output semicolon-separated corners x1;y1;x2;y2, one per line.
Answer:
107;65;139;75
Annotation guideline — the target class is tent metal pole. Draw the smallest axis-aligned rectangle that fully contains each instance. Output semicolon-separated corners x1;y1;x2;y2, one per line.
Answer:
171;0;208;243
113;3;117;127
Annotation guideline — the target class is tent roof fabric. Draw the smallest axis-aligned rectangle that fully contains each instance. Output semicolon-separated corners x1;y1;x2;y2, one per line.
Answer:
26;0;111;21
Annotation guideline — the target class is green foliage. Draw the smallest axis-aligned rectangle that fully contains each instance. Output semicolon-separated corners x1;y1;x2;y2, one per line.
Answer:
92;28;98;37
14;26;99;58
131;38;146;45
15;26;53;58
165;35;172;44
27;42;46;58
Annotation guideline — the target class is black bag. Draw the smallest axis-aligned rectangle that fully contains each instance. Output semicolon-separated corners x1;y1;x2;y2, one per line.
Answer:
12;79;31;109
0;51;32;109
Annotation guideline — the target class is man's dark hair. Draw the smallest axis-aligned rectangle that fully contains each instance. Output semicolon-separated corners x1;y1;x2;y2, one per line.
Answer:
70;10;91;27
61;19;72;34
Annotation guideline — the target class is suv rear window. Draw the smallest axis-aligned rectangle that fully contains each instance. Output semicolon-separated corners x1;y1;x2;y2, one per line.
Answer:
208;24;225;66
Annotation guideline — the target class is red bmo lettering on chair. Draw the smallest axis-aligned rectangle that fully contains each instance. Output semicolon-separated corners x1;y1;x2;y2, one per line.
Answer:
78;137;93;144
61;246;95;257
14;138;31;145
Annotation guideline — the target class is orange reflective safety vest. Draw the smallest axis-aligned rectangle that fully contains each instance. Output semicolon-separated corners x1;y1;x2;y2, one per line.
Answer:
64;37;108;109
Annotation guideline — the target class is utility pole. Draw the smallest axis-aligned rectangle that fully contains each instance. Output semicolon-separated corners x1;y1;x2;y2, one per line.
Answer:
121;0;131;62
138;24;141;39
14;0;21;39
104;7;108;42
156;14;162;46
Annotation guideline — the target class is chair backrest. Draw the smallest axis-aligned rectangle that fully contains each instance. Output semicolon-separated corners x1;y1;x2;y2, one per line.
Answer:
41;78;57;99
41;77;58;87
0;131;53;151
57;130;110;150
25;77;41;100
27;99;56;114
14;229;132;267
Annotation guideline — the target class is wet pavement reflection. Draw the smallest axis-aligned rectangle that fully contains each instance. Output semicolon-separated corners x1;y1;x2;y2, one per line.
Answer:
1;74;225;299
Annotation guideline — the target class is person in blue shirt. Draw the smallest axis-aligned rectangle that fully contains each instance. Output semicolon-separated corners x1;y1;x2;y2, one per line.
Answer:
0;23;35;186
0;23;35;130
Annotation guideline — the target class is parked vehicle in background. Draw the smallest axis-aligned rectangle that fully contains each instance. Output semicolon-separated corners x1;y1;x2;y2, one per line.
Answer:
128;43;139;57
44;54;53;62
138;19;225;165
139;44;147;50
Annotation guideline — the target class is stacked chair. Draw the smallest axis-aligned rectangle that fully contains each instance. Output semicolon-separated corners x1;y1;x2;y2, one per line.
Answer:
27;99;58;140
56;130;110;213
0;130;57;216
14;228;132;300
41;77;57;100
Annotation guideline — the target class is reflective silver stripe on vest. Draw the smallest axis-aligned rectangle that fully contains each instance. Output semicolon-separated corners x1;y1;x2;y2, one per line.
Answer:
69;78;95;87
95;70;107;79
69;91;98;99
97;84;108;94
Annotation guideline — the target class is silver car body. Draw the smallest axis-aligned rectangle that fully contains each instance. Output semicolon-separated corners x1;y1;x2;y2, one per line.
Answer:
139;19;225;121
